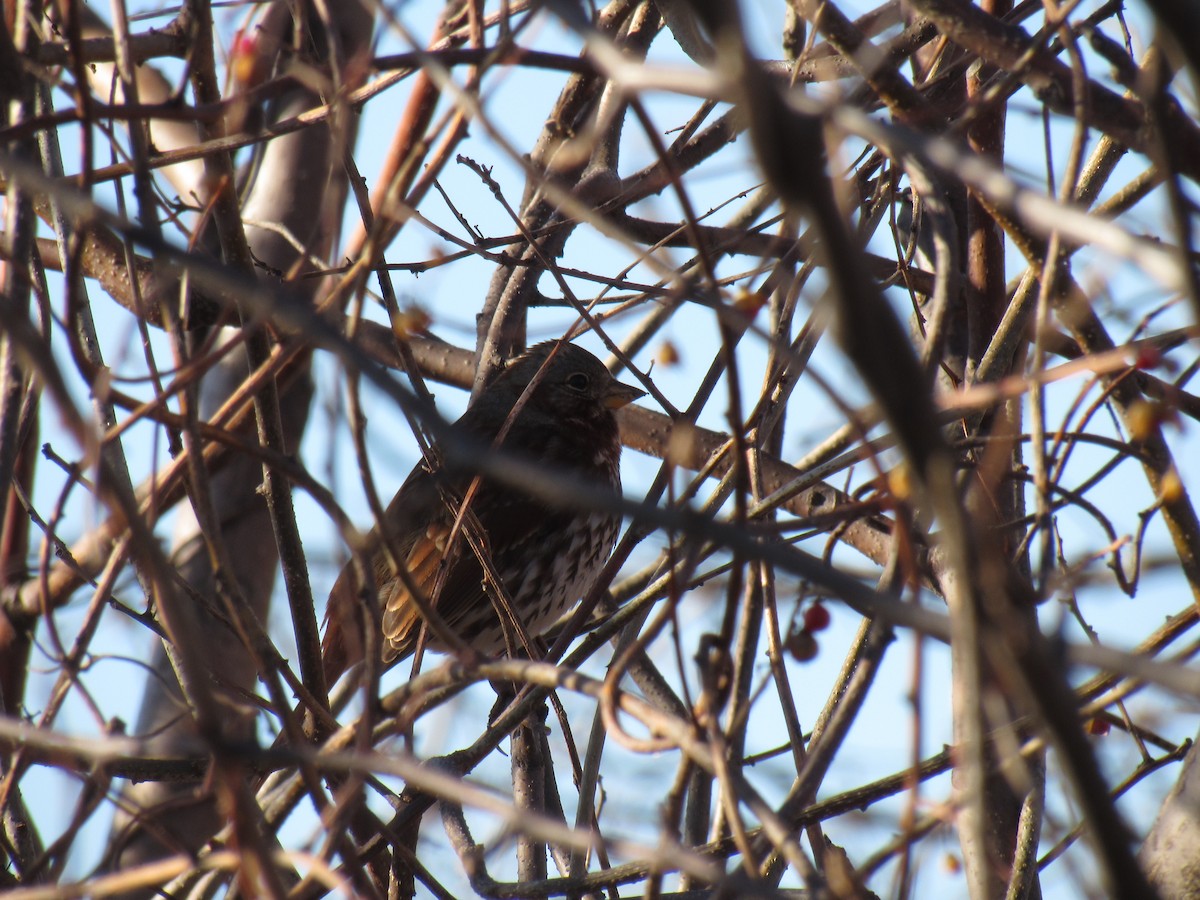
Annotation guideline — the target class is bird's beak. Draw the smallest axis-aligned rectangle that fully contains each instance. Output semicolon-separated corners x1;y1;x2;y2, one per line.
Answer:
603;380;646;410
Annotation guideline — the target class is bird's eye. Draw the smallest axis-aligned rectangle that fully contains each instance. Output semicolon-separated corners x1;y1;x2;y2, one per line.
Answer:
565;372;591;392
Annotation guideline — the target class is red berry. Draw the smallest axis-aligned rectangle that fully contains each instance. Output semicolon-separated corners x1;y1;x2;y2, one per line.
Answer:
803;602;831;632
1133;344;1162;370
1086;717;1111;737
232;32;257;59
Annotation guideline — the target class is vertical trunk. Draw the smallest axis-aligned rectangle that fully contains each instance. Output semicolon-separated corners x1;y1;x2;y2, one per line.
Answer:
107;0;373;874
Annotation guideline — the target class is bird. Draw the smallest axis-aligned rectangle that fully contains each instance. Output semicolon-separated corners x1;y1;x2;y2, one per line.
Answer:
321;340;645;685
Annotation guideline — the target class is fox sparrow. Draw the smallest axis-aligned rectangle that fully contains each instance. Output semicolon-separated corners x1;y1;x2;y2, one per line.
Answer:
322;341;644;683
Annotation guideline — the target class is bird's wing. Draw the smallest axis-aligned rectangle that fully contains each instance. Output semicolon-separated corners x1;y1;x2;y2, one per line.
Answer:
321;463;440;683
378;516;452;659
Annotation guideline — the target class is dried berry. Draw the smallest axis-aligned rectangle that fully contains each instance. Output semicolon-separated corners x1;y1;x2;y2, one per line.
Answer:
786;628;819;662
656;341;680;366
